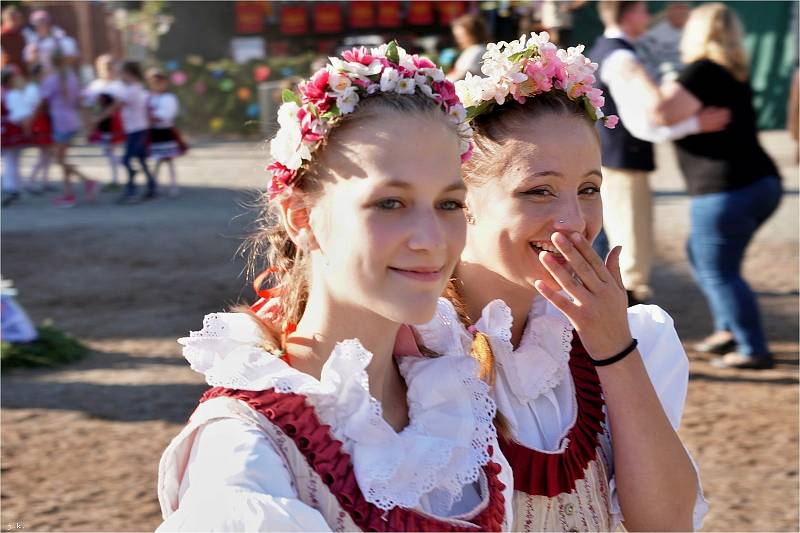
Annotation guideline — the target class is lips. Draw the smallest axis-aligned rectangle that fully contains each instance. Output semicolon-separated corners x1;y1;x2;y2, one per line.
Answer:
530;242;568;265
389;266;443;282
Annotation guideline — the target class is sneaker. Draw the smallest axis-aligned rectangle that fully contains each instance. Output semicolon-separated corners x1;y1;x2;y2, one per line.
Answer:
53;195;77;208
84;179;98;202
2;192;21;206
710;352;774;370
101;183;121;193
693;332;737;354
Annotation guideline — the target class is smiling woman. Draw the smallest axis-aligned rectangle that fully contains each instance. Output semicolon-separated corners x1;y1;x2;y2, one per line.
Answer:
418;32;708;532
156;43;514;532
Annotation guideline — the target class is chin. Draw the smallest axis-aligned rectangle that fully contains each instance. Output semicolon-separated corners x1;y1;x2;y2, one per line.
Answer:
385;297;440;326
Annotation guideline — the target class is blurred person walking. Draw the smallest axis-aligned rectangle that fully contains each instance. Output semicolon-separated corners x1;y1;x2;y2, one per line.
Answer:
636;1;691;83
1;6;27;75
589;0;730;306
40;50;97;208
24;63;55;194
146;68;186;198
652;3;782;369
446;13;489;81
1;65;34;206
23;10;78;73
112;61;156;203
84;54;125;191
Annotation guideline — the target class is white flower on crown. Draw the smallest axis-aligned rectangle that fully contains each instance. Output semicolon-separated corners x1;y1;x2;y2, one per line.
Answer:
329;56;382;80
396;77;415;94
380;67;400;92
447;103;467;123
328;70;352;94
277;101;301;129
455;72;486;108
336;86;360;114
270;120;308;171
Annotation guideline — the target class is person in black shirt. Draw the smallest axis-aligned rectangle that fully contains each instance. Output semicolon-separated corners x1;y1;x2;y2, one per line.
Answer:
652;2;782;369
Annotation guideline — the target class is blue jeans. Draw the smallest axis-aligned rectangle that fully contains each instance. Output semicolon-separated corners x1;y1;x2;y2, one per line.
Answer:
687;176;782;357
123;130;155;196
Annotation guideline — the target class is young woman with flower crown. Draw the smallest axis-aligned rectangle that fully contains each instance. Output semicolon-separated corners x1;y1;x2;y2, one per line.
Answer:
414;33;709;531
156;42;512;532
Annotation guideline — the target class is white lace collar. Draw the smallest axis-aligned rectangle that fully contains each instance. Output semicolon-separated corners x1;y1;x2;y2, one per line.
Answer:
415;297;574;402
179;312;497;514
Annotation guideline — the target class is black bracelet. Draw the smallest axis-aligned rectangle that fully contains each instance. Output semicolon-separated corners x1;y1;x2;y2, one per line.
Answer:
590;338;638;367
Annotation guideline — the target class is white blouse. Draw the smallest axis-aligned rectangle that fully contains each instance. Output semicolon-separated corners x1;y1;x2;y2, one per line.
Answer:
157;313;514;531
416;297;709;530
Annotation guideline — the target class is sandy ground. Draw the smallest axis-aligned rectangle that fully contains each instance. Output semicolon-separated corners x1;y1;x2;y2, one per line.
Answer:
1;133;798;532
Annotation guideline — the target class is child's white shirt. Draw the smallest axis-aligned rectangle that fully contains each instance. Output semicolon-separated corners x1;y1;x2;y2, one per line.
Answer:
148;92;179;128
116;82;149;133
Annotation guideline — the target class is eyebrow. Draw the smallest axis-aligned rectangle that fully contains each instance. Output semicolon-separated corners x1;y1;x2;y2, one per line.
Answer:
381;179;467;192
532;170;603;179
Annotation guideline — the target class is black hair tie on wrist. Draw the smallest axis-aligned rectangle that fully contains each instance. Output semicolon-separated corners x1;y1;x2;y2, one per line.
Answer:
590;338;638;367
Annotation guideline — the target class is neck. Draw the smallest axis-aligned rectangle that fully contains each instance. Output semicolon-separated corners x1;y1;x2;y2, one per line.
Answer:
287;283;408;429
456;261;537;348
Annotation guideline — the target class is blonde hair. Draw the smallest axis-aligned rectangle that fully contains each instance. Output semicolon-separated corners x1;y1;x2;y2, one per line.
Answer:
680;3;749;82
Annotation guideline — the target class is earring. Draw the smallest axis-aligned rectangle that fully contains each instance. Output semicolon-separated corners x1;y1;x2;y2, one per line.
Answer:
465;212;476;225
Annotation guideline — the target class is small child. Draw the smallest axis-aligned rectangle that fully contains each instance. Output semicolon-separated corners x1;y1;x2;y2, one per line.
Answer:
23;63;54;194
146;67;186;198
40;49;97;208
114;60;156;203
1;65;34;206
83;54;125;191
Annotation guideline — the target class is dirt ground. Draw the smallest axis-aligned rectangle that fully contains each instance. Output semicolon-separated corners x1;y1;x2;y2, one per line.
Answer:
1;135;798;532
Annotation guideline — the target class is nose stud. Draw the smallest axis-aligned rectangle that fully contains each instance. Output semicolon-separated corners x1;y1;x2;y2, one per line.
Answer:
558;220;566;224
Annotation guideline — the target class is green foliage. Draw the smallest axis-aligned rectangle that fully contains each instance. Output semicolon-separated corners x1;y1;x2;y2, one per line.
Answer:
164;53;316;135
1;323;89;369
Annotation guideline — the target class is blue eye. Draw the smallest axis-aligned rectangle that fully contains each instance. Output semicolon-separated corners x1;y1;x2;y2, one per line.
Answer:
376;198;404;210
439;200;465;211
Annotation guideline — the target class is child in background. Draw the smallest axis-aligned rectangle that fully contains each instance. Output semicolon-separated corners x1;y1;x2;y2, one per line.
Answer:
84;54;125;191
146;67;186;198
24;63;54;194
115;60;156;203
40;50;97;208
1;65;33;206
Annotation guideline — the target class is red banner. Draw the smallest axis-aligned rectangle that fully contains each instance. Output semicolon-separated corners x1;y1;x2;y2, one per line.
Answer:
280;5;308;35
314;2;343;34
376;0;401;28
235;1;264;34
407;1;434;25
438;1;467;25
349;1;375;29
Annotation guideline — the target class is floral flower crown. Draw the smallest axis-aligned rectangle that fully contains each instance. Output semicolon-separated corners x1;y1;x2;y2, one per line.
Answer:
267;41;473;202
455;32;618;129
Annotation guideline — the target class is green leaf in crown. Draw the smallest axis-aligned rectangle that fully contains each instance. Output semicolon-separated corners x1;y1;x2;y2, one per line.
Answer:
386;41;400;65
282;89;302;106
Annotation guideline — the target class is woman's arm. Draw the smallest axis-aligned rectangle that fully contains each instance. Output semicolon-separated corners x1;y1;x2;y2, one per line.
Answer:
652;80;705;125
534;232;698;531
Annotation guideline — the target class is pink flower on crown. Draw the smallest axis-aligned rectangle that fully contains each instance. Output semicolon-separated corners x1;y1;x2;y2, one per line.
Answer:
266;162;295;201
267;42;474;201
456;32;615;129
604;115;619;128
342;46;374;65
302;69;330;106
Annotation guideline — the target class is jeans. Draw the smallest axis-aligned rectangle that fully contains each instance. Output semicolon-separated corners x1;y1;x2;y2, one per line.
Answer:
123;129;155;196
687;176;782;357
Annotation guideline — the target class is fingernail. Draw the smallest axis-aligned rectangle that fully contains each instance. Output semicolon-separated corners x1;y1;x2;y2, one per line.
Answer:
570;232;582;243
553;232;569;246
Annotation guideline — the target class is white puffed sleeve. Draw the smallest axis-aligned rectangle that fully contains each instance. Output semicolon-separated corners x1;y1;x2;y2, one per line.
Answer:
608;304;709;531
157;417;332;532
